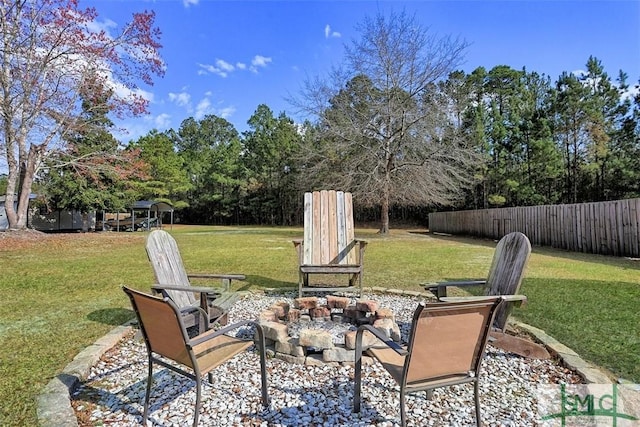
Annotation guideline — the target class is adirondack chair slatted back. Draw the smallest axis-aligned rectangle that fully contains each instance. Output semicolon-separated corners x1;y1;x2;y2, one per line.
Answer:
303;190;356;266
485;232;531;329
145;230;196;308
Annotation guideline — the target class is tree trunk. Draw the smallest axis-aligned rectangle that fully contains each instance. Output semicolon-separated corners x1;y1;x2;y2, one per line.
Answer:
379;195;390;234
4;138;20;229
9;144;45;230
379;168;391;234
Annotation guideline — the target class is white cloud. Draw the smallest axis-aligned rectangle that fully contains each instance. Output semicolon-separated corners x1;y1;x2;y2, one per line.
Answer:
250;55;272;73
193;94;236;120
199;55;271;77
216;59;235;73
85;18;117;36
168;91;191;107
183;0;199;7
194;97;212;119
217;106;236;119
154;113;171;129
252;55;272;67
197;59;236;78
324;24;341;39
108;80;154;104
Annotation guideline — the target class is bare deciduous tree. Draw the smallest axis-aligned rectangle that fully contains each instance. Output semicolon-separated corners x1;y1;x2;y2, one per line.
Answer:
293;10;480;233
0;0;163;230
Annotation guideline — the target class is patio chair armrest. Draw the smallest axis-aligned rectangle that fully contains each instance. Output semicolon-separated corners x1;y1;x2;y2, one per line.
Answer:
440;294;526;308
178;304;209;320
422;279;487;299
499;294;527;307
356;324;407;356
188;319;264;347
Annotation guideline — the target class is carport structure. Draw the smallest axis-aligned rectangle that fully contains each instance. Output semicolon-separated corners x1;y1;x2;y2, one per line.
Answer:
103;200;174;232
131;200;174;231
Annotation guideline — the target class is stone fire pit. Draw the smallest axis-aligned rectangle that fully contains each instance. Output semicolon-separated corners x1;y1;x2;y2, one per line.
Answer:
258;295;402;365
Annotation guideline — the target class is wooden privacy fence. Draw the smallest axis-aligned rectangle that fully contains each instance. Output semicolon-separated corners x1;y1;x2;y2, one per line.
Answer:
428;198;640;258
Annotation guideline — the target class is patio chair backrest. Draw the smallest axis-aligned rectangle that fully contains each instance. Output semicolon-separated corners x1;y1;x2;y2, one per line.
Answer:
123;286;194;369
404;298;502;384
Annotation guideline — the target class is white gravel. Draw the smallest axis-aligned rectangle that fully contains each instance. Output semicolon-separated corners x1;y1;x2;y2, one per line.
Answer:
72;292;582;426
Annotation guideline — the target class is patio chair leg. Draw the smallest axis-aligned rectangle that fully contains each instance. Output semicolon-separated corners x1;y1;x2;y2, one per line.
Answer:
353;331;363;413
143;358;153;425
399;388;407;427
193;374;202;427
254;326;270;407
474;380;481;427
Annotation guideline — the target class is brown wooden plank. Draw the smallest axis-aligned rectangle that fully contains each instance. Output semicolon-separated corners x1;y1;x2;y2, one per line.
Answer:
630;199;639;257
344;192;356;264
312;191;322;264
328;190;338;263
319;190;330;264
576;203;583;252
336;191;347;263
303;192;313;264
621;200;630;257
609;201;617;255
589;203;600;254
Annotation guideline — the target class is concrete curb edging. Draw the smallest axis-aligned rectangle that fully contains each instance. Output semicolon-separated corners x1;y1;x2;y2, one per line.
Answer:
36;288;617;426
511;320;614;384
37;325;133;427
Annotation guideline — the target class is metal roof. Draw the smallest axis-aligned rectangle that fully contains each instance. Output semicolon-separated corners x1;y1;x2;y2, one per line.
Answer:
131;200;174;212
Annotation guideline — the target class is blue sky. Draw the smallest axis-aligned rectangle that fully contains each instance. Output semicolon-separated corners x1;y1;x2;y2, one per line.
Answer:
85;0;640;142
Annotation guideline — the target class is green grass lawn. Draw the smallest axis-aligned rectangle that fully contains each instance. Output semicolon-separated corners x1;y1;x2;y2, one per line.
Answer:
0;225;638;426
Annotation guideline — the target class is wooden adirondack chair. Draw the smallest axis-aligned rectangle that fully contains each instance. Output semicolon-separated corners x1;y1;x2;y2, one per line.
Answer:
424;232;531;331
293;190;367;297
145;230;245;331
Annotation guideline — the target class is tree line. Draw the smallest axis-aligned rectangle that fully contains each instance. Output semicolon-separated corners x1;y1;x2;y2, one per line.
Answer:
74;57;636;228
2;6;639;232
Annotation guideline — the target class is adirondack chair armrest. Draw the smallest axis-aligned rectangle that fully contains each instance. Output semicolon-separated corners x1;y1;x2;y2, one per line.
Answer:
356;324;407;356
187;273;246;281
422;279;487;299
185;274;245;292
151;283;222;298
